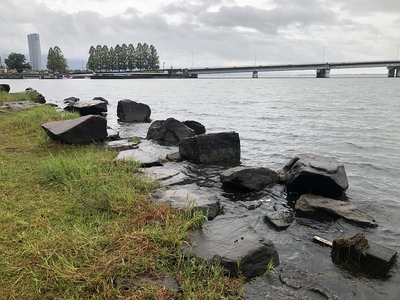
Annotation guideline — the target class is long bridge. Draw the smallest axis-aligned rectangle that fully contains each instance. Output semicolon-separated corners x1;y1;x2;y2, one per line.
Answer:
185;60;400;78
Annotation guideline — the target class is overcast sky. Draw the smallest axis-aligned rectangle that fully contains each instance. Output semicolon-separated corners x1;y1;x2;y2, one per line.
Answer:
1;0;399;70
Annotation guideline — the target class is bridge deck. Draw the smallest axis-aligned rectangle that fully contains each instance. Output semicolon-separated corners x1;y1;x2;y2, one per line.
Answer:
187;60;400;74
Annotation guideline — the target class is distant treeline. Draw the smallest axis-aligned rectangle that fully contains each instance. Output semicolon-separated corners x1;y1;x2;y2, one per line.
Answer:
86;43;160;72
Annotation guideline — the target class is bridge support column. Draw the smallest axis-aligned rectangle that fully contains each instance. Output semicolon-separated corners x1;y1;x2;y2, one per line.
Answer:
387;67;400;77
316;69;330;78
252;70;258;78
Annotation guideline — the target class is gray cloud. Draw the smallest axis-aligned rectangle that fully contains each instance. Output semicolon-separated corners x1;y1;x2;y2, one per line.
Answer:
1;0;399;70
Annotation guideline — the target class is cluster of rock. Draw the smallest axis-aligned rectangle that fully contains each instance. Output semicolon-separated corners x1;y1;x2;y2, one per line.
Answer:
6;88;396;297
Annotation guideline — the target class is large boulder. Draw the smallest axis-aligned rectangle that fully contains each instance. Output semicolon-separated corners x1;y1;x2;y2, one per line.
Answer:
146;118;195;145
220;166;278;192
25;87;46;103
179;131;240;164
281;154;348;198
117;99;151;122
182;120;206;135
42;115;107;144
295;194;377;227
64;99;107;116
0;84;10;93
183;216;279;280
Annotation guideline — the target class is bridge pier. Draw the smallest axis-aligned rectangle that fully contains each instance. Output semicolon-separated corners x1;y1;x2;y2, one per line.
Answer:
316;68;330;78
252;70;258;78
387;67;400;77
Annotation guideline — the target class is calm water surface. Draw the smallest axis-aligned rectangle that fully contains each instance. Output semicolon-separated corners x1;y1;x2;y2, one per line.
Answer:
6;76;400;299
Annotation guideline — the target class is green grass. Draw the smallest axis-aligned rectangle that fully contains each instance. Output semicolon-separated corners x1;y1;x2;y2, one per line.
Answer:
0;95;244;299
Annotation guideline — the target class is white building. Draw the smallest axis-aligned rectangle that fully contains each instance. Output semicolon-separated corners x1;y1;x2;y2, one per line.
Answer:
27;33;42;71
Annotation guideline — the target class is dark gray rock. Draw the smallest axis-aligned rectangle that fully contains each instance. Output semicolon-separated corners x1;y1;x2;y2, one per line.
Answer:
182;216;279;279
146;118;195;145
25;87;46;103
150;185;220;220
117;99;151;122
63;96;80;104
244;264;339;300
179;131;240;164
92;96;109;104
220;166;278;192
0;84;10;93
116;149;163;167
64;99;107;116
281;154;349;198
182;120;206;135
264;211;295;230
295;194;377;227
42;115;107;144
332;233;397;277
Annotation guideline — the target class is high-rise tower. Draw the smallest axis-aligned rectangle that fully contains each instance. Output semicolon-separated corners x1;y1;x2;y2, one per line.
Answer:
27;33;42;71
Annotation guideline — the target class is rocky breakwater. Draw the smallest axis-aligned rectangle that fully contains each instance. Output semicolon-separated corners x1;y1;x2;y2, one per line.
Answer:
26;91;397;298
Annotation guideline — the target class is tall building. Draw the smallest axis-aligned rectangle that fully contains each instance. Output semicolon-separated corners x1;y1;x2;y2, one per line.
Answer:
27;33;42;71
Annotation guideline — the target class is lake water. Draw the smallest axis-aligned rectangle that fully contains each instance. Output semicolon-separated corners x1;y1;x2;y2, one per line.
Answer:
5;76;400;299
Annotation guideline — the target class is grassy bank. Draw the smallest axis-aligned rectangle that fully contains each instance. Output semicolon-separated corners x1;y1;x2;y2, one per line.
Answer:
0;92;244;299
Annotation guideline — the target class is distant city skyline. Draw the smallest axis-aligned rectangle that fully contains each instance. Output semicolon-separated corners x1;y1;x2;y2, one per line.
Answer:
27;33;42;71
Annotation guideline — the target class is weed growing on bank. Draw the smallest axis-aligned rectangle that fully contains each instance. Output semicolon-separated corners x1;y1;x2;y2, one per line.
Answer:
0;96;244;299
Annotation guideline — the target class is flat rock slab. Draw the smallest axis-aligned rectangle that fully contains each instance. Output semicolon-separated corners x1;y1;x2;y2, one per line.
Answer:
244;264;339;300
150;185;220;220
295;194;377;227
116;149;163;167
103;139;138;151
42;115;107;145
142;166;192;186
183;216;280;279
264;211;295;230
1;101;39;111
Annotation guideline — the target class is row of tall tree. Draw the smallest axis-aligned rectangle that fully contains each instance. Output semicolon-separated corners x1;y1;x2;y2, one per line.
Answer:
3;47;68;73
86;43;160;72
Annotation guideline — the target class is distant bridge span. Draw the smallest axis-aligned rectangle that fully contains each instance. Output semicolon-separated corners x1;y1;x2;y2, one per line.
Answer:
184;60;400;78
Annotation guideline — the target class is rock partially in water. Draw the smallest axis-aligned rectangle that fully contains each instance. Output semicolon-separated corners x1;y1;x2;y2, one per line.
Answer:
117;99;151;123
295;194;377;227
264;211;295;230
0;84;10;93
281;154;349;198
183;215;279;280
332;232;397;277
146;118;195;145
42;115;107;145
182;120;206;135
179;131;240;164
64;99;107;116
244;264;340;300
103;139;138;151
220;166;278;192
